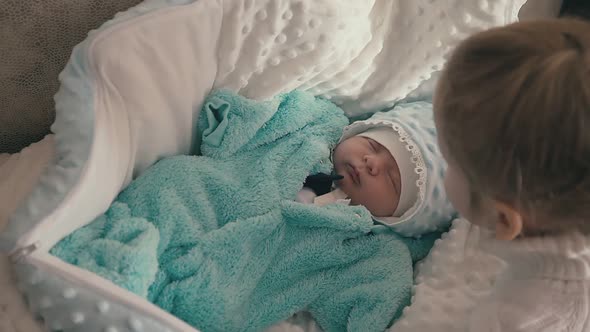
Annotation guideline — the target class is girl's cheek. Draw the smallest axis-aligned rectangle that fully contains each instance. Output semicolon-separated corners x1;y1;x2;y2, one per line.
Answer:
444;167;471;216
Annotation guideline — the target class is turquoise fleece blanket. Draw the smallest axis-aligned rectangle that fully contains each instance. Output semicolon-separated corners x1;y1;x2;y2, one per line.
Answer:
51;90;438;332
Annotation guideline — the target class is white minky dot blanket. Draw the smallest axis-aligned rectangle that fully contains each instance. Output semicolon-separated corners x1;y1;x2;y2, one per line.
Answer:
390;219;505;332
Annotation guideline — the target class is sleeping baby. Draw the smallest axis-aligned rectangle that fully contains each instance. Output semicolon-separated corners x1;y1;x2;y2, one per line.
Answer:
299;102;454;237
270;101;456;332
51;90;454;332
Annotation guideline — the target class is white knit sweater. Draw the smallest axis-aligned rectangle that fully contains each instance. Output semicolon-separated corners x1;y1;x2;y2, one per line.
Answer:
469;230;590;332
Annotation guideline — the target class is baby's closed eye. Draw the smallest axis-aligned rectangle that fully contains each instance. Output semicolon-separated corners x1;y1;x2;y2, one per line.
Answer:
367;139;379;152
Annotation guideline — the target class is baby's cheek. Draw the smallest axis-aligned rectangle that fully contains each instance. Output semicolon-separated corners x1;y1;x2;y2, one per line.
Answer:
363;190;395;217
333;163;346;178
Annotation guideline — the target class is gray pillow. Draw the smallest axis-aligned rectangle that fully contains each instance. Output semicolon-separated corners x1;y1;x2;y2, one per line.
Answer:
0;0;142;153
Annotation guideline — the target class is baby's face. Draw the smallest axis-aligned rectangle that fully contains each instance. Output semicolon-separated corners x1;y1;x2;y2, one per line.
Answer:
333;136;402;217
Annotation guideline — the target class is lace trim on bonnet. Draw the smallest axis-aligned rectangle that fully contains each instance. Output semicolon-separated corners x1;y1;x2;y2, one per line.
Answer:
341;119;427;219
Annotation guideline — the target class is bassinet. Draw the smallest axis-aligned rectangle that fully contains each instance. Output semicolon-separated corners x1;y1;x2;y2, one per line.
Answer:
0;0;562;331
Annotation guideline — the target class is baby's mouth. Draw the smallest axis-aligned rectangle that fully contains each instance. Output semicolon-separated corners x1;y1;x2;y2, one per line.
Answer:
347;164;360;186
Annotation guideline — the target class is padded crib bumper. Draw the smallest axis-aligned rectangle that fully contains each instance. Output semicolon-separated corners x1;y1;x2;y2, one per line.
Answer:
0;0;560;331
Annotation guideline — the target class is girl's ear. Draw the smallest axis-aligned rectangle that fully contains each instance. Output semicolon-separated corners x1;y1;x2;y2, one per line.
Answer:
494;201;523;241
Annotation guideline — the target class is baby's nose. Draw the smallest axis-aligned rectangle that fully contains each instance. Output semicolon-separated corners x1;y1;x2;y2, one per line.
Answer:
364;155;380;176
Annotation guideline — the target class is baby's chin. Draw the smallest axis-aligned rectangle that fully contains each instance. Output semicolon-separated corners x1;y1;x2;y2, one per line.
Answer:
349;198;396;217
368;209;394;218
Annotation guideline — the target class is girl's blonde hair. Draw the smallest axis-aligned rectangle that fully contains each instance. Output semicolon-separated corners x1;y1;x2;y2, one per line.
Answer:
435;18;590;233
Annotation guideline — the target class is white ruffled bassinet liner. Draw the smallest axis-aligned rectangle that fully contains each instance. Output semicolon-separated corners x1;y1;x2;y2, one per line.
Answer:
0;0;562;331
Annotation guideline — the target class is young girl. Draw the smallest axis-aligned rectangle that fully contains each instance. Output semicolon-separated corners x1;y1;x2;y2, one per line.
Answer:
434;18;590;331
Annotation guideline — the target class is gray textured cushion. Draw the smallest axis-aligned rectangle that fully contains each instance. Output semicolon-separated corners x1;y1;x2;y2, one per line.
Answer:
0;0;142;153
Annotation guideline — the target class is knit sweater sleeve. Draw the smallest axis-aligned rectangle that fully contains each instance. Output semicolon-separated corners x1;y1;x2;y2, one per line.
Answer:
468;279;585;332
